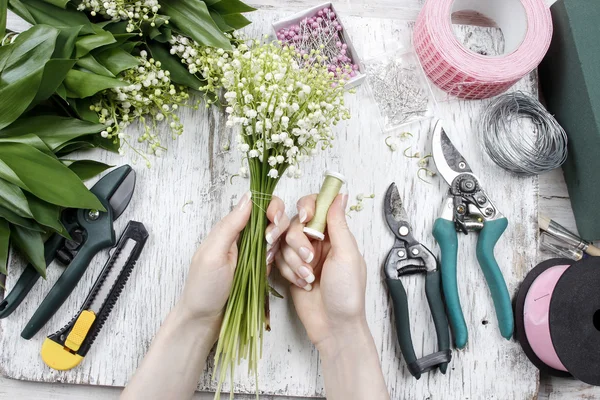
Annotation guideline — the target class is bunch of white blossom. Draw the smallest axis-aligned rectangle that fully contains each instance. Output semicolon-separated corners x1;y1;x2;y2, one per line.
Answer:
76;0;165;33
170;35;351;179
92;51;191;164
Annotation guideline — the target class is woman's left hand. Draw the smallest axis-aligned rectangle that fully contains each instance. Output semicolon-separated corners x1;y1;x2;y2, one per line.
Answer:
177;192;289;335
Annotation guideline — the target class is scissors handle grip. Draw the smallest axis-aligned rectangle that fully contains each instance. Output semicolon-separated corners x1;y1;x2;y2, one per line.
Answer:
476;217;513;340
425;270;451;373
433;218;467;349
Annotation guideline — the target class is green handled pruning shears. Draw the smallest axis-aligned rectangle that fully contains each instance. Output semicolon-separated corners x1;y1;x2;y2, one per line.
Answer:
383;183;451;379
431;120;513;349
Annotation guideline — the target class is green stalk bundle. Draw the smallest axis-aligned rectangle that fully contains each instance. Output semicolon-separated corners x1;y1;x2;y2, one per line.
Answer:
214;163;280;399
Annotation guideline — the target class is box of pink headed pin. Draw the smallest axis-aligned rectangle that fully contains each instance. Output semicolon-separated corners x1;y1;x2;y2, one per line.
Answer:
272;2;366;89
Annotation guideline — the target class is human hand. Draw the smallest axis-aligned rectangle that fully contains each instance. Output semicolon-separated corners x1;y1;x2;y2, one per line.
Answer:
274;193;369;351
177;192;289;335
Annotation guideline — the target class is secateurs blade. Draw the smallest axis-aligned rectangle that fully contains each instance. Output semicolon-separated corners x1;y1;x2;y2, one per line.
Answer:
431;120;513;349
0;165;136;340
383;183;451;379
41;221;149;371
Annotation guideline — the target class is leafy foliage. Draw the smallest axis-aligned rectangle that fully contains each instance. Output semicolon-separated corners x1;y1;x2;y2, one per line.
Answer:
0;0;254;279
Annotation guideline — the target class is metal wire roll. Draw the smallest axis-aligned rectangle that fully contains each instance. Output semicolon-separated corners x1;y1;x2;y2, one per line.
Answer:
479;92;568;175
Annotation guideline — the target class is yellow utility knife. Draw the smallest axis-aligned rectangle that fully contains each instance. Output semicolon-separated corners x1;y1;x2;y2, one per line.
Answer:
41;221;148;370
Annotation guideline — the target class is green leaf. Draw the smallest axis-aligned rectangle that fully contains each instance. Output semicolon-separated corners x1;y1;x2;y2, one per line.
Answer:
75;26;116;58
53;25;82;59
25;193;68;237
94;47;139;75
40;0;68;8
221;13;251;30
209;11;233;32
63;159;112;181
32;58;78;105
0;25;58;129
11;224;46;278
0;133;54;155
8;0;93;34
54;140;94;154
160;0;231;49
208;0;255;15
0;179;33;218
0;158;26;188
1;116;105;150
77;54;115;77
0;142;105;210
67;97;100;123
0;205;44;231
63;69;126;98
1;0;7;38
56;83;67;100
148;41;205;90
0;219;9;275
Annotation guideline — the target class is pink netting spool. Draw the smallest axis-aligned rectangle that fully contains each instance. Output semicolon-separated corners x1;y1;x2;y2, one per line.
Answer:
414;0;553;100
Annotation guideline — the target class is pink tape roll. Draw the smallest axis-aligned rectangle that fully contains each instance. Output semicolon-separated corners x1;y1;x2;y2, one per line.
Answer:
523;264;570;372
414;0;553;99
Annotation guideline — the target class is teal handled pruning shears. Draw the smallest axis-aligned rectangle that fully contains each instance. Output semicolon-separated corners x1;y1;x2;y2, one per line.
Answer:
431;120;513;349
383;183;451;379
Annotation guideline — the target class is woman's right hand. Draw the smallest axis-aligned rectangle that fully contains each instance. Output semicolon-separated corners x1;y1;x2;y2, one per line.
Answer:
274;193;369;351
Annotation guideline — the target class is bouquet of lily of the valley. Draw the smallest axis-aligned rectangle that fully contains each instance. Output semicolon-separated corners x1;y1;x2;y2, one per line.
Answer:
171;36;352;397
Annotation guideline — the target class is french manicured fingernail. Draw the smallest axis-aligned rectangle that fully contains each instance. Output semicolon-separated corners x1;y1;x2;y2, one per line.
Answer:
341;193;349;209
266;249;275;264
298;247;314;263
274;210;283;227
298;265;315;284
238;191;252;210
298;207;308;223
266;226;280;245
296;278;312;291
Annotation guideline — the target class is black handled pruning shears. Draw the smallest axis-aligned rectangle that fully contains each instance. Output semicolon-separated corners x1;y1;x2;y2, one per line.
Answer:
0;165;136;339
383;183;451;379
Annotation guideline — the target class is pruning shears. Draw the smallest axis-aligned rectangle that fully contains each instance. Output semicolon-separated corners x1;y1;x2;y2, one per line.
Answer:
383;183;451;379
0;165;136;339
431;120;513;349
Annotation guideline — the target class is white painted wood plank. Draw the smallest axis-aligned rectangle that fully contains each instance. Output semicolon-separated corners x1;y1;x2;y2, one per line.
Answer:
0;11;539;399
5;0;599;398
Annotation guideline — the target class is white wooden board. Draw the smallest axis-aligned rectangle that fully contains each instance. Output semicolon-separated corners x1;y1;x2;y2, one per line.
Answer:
0;10;540;399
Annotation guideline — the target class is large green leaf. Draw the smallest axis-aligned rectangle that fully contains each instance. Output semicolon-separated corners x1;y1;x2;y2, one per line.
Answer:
94;47;139;75
8;0;94;34
63;69;126;98
209;11;233;32
25;193;68;237
0;133;54;155
11;224;46;277
0;116;105;150
1;0;7;38
32;58;78;106
0;25;58;129
75;26;116;58
0;179;33;218
40;0;68;8
0;219;9;275
0;205;44;231
63;160;112;181
77;54;115;77
221;13;251;30
160;0;231;49
0;158;26;188
208;0;255;15
53;25;81;59
148;41;205;90
0;142;105;210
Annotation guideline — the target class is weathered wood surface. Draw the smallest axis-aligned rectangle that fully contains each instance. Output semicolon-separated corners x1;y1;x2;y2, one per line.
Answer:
2;0;598;398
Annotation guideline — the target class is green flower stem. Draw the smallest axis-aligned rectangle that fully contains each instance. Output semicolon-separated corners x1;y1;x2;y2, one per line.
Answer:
214;159;280;400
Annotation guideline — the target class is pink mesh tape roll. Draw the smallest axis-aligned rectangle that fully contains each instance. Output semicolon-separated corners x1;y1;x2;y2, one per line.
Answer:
414;0;553;100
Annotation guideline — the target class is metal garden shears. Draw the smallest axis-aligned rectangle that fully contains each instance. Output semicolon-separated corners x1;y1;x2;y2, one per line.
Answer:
383;183;451;379
431;120;513;349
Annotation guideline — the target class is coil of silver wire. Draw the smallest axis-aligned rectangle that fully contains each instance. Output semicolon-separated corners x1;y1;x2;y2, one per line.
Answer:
479;91;568;175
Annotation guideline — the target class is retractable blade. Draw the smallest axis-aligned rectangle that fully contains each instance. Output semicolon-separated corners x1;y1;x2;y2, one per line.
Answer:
41;221;149;371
